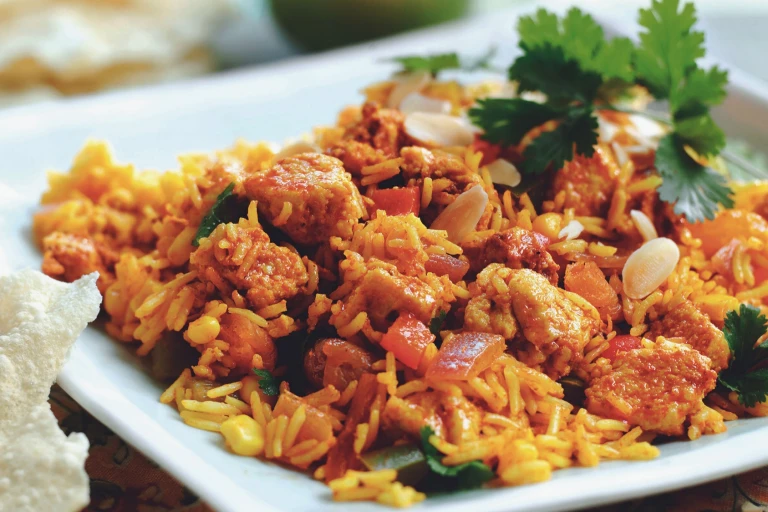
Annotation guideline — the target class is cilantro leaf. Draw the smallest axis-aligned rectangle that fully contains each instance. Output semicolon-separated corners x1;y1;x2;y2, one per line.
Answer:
193;183;246;247
253;368;280;396
468;98;560;146
674;114;726;156
656;134;733;222
674;66;729;117
508;44;602;104
429;310;447;339
391;53;460;75
634;0;704;100
718;304;768;408
420;426;494;491
520;106;598;175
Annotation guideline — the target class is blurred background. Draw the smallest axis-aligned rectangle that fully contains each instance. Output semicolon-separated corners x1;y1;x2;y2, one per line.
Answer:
0;0;766;108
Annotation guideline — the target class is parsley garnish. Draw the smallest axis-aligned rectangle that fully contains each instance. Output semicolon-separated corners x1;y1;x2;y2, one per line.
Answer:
192;183;246;247
429;310;447;338
391;48;496;76
253;368;280;397
420;426;494;490
468;0;733;222
718;304;768;408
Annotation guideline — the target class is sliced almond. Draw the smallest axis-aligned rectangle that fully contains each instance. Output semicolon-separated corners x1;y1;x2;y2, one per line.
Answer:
486;158;521;188
431;185;489;243
274;141;318;160
404;112;475;148
628;114;665;140
630;210;658;241
558;220;584;241
622;237;680;299
387;71;431;109
399;93;452;115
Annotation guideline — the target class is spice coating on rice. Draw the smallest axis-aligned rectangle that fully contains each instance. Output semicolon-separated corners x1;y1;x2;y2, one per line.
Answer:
31;12;768;509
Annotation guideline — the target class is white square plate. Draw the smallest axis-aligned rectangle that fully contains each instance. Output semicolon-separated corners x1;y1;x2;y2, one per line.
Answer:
2;5;768;512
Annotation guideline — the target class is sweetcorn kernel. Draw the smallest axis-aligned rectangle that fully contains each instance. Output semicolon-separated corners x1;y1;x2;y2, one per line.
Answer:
220;415;265;457
187;315;220;345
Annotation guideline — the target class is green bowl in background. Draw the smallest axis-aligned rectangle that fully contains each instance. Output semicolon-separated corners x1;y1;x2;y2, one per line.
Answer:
269;0;471;52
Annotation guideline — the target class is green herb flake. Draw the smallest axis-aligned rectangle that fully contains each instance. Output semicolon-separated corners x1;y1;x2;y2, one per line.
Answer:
420;426;494;490
429;310;448;338
718;304;768;408
253;368;280;397
192;183;244;247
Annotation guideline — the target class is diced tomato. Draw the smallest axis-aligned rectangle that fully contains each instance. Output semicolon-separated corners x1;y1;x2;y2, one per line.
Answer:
273;391;334;443
686;210;768;258
370;187;420;216
564;261;621;321
601;335;642;362
426;332;505;381
754;265;768;285
424;254;470;283
380;312;435;369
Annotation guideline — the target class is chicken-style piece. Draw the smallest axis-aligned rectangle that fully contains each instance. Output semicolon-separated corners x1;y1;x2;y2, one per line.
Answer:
334;263;447;331
383;391;481;445
585;339;718;436
190;221;308;310
41;231;116;293
648;301;729;371
216;311;277;376
244;153;365;245
564;261;622;321
328;102;406;175
552;145;621;217
467;265;599;379
464;227;559;283
304;338;374;390
399;146;483;196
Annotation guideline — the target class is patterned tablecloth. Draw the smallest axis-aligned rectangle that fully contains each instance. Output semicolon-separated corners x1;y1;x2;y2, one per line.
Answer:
50;385;768;512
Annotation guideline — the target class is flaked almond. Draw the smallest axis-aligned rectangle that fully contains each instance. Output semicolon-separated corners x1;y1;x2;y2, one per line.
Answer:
274;141;318;160
431;185;488;243
404;112;475;148
558;220;584;241
630;210;658;242
486;158;521;187
399;93;452;115
597;116;620;144
622;237;680;299
387;70;431;109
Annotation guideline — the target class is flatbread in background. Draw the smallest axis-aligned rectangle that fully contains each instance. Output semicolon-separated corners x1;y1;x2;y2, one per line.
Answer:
0;270;101;512
0;0;237;102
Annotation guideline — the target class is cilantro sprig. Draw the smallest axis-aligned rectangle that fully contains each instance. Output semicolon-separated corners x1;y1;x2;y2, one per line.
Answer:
468;0;734;223
193;183;248;246
718;304;768;408
253;368;280;396
390;48;496;76
420;426;494;490
429;310;447;339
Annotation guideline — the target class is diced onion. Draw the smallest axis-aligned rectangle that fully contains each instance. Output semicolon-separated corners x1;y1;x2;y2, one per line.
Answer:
630;210;658;242
628;114;666;140
558;220;584;241
486;158;521;187
431;185;488;243
622;237;680;299
399;93;452;115
387;71;431;109
597;117;619;144
404;112;475;147
274;141;318;160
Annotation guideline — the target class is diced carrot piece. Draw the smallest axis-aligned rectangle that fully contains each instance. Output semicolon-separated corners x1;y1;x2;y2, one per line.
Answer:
370;187;420;216
601;335;642;362
273;391;334;443
564;261;621;320
424;254;470;283
425;332;505;381
685;210;768;257
380;312;435;370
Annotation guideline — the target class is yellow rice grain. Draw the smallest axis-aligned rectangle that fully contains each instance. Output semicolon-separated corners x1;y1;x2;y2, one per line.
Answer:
227;307;268;328
160;369;190;404
224;396;251;415
273;201;293;226
207;381;243;399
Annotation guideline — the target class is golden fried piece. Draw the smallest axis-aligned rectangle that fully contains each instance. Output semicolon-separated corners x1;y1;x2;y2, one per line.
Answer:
217;312;277;376
552;145;620;217
383;392;480;445
648;301;730;371
337;265;443;330
585;339;717;436
41;232;115;293
328;102;406;175
465;227;560;283
244;153;365;245
190;221;308;309
464;295;519;340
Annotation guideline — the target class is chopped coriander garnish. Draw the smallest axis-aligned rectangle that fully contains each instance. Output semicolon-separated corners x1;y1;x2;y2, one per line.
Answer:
718;304;768;408
253;368;280;397
429;310;447;339
193;183;247;247
420;426;494;490
467;0;733;222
